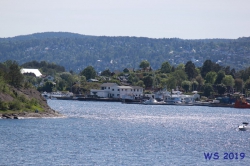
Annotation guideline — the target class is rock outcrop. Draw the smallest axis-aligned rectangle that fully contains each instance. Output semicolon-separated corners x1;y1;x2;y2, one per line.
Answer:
0;87;63;119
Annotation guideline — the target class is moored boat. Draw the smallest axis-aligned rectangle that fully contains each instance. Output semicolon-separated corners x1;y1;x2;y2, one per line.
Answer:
234;97;250;108
121;98;142;104
238;122;249;131
143;97;167;105
209;98;234;107
193;101;211;106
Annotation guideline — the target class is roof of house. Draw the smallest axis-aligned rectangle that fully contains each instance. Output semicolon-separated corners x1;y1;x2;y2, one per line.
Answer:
21;68;42;77
117;86;132;89
101;83;118;87
131;86;144;89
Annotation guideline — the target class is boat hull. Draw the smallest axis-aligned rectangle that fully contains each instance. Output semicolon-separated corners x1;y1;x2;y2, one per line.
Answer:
234;100;250;108
238;125;247;131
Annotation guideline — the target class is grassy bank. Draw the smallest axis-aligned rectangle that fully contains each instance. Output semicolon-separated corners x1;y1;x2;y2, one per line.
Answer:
0;81;59;118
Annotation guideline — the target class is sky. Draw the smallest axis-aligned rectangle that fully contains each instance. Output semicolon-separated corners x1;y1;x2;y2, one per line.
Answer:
0;0;250;39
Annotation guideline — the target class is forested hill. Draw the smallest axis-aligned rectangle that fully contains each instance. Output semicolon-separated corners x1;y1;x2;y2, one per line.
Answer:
0;32;250;72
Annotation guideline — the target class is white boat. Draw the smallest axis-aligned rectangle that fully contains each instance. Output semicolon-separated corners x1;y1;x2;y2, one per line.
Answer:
41;91;73;100
238;122;249;131
143;97;166;105
165;95;194;105
165;96;182;105
193;101;211;106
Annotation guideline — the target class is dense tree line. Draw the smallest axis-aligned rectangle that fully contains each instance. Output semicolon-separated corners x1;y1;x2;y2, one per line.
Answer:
74;58;250;99
0;60;24;88
22;60;65;75
2;57;250;99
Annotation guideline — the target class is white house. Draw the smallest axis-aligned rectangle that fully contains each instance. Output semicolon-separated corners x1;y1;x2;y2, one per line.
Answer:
90;83;143;99
21;68;42;77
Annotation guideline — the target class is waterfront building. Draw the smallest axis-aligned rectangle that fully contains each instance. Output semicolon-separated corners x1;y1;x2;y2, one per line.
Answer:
90;83;143;99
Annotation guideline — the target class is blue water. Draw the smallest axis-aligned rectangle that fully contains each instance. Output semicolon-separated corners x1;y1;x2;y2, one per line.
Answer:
1;100;250;165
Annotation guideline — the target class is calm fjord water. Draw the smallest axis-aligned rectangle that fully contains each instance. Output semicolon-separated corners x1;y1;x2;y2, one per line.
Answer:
1;100;250;165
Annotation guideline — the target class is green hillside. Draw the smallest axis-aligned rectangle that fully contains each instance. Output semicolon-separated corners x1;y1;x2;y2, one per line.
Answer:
0;32;250;72
0;61;56;116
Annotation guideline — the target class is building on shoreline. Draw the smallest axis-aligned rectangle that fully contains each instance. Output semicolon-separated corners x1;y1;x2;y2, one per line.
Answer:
90;83;143;99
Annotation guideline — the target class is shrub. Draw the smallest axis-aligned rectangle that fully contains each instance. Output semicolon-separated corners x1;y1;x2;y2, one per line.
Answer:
0;100;9;111
9;100;22;110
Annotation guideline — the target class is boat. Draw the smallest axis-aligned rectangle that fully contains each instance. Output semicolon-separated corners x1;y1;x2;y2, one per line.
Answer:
193;101;211;106
121;94;143;104
165;95;194;106
238;122;249;131
234;97;250;108
209;98;234;107
143;97;167;105
165;97;181;105
121;98;142;104
41;91;74;100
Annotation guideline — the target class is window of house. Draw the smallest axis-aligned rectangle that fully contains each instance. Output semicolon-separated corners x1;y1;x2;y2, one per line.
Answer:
118;89;120;91
112;89;114;91
108;87;110;89
125;89;127;91
117;94;119;96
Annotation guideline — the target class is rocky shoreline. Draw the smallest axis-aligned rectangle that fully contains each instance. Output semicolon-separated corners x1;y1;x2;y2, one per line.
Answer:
0;109;63;119
0;87;64;119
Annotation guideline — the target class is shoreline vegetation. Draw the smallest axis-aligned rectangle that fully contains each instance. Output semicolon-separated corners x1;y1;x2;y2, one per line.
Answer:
0;85;63;119
1;39;250;116
0;60;63;119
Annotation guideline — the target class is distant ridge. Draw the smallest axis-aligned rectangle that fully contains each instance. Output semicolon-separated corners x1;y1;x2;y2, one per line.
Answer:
0;32;250;72
0;32;92;41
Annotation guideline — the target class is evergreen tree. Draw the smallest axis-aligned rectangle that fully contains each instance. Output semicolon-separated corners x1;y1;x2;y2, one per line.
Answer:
139;60;150;70
160;61;172;73
185;61;197;80
203;83;213;97
201;60;213;78
214;70;225;84
217;84;227;95
101;69;111;76
8;61;24;88
80;66;96;80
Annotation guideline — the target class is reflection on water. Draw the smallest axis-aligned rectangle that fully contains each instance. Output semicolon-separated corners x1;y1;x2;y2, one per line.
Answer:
0;100;249;165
